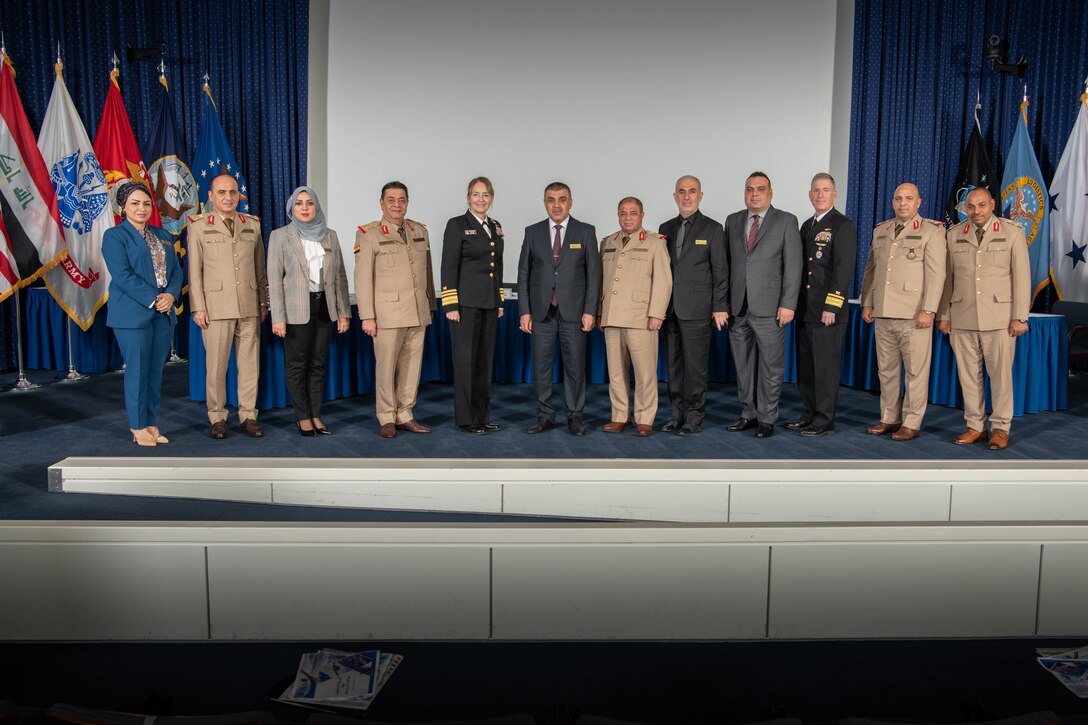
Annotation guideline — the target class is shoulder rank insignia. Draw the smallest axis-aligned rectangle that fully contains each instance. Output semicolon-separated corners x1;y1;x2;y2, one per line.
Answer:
382;224;389;235
913;219;920;230
963;223;971;234
639;231;645;241
994;221;1001;232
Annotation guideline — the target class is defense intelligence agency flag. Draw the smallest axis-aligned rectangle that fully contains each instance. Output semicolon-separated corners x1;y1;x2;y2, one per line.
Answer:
191;83;250;215
38;62;115;331
1000;99;1050;305
0;50;67;303
945;111;999;226
1050;93;1088;303
146;74;197;313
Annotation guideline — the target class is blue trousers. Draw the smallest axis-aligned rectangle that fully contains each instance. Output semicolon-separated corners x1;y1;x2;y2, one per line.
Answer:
113;315;173;428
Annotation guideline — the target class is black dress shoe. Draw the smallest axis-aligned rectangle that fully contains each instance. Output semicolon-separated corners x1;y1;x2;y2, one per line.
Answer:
755;423;774;438
458;424;487;435
727;417;758;432
296;420;317;438
678;422;702;436
569;418;586;436
799;423;833;437
660;420;682;433
480;422;501;432
527;419;555;434
784;418;811;431
313;425;332;435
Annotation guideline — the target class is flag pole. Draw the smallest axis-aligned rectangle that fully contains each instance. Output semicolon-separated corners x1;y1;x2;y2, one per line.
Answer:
6;291;41;392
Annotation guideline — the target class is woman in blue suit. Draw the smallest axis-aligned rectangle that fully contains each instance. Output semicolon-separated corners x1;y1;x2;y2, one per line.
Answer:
102;182;183;447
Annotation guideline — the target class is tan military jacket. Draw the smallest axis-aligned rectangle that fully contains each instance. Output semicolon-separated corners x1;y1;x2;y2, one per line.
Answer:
860;214;946;319
598;228;672;328
939;216;1030;331
187;212;268;320
354;217;435;328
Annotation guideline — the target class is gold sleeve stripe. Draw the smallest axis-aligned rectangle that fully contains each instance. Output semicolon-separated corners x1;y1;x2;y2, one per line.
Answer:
825;294;845;308
500;288;505;302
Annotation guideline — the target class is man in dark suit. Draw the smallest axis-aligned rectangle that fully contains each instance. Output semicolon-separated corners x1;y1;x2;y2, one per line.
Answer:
517;181;601;435
785;173;857;436
657;175;729;435
723;171;802;438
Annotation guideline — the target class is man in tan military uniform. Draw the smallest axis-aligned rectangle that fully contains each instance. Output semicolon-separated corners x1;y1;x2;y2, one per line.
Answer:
354;181;436;438
598;197;672;436
938;188;1030;450
860;183;946;441
188;173;268;439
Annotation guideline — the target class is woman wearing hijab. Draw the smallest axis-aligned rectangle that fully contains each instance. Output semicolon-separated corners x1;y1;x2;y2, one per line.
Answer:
102;181;184;447
440;176;505;434
267;186;351;435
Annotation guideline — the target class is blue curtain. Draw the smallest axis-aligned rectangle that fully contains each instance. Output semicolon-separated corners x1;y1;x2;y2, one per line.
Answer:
0;0;308;369
846;0;1088;301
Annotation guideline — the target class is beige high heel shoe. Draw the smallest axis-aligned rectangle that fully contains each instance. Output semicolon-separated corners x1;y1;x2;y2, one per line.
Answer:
131;428;157;447
147;426;169;444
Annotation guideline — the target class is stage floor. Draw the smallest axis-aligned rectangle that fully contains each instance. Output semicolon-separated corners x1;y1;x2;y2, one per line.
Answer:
2;363;1086;522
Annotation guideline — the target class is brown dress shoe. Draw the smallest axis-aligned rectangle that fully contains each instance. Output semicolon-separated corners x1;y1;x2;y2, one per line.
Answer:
636;424;653;437
866;421;900;435
602;421;628;433
210;421;227;439
988;429;1010;450
239;419;264;437
396;419;431;434
890;426;919;441
953;428;988;445
379;423;396;438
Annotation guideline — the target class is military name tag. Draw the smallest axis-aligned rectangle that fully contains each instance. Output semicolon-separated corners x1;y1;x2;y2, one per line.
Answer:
906;235;922;240
569;243;582;249
413;237;426;242
633;247;648;252
464;229;477;235
379;240;396;246
695;239;708;245
603;248;616;253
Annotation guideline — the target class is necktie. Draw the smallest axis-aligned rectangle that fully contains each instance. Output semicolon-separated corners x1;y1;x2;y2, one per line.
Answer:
975;226;985;244
398;225;408;243
481;219;491;237
551;224;561;305
223;216;235;236
894;223;904;238
675;219;687;261
622;235;630;245
747;214;760;253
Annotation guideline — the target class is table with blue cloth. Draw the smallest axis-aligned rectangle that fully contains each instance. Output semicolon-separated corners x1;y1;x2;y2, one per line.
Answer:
19;288;1068;416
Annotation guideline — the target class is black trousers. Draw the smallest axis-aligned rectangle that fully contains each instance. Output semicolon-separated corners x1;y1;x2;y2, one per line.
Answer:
531;305;586;423
795;319;847;427
449;305;498;426
663;315;711;425
284;292;334;421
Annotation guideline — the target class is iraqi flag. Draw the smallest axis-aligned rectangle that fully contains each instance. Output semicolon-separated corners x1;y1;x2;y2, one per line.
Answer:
145;76;197;313
1000;99;1050;306
1050;93;1088;303
38;66;115;330
0;51;67;303
93;68;161;227
191;83;251;214
945;109;999;226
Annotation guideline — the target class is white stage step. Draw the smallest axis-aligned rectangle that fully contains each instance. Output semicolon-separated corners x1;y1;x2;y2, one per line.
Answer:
48;456;1088;523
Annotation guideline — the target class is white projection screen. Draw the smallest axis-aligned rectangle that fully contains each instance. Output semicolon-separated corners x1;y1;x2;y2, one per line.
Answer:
324;0;847;291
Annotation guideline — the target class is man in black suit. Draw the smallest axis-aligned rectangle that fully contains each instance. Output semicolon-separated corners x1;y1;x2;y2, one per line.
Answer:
517;182;601;435
785;173;857;436
657;175;729;435
723;171;802;438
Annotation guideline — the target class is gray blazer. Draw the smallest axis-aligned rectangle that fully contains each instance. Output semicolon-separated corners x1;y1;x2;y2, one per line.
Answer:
723;205;802;317
517;216;601;321
267;225;350;325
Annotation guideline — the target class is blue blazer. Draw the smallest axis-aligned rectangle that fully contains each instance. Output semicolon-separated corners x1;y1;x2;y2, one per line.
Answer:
102;220;184;329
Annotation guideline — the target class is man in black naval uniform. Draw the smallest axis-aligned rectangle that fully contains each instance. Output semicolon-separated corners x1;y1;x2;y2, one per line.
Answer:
657;175;729;435
786;172;857;436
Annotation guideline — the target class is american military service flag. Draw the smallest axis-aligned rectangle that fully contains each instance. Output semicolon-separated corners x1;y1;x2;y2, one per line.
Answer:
191;83;250;214
0;50;67;303
946;109;999;226
1050;93;1088;303
93;68;161;227
146;74;197;312
38;62;114;330
1000;99;1050;305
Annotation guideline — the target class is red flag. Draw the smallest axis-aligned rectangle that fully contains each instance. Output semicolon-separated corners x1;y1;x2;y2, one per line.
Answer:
93;68;161;226
0;50;67;302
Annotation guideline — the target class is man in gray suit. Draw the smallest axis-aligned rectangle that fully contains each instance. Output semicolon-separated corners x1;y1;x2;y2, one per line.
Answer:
723;171;802;437
517;181;601;435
